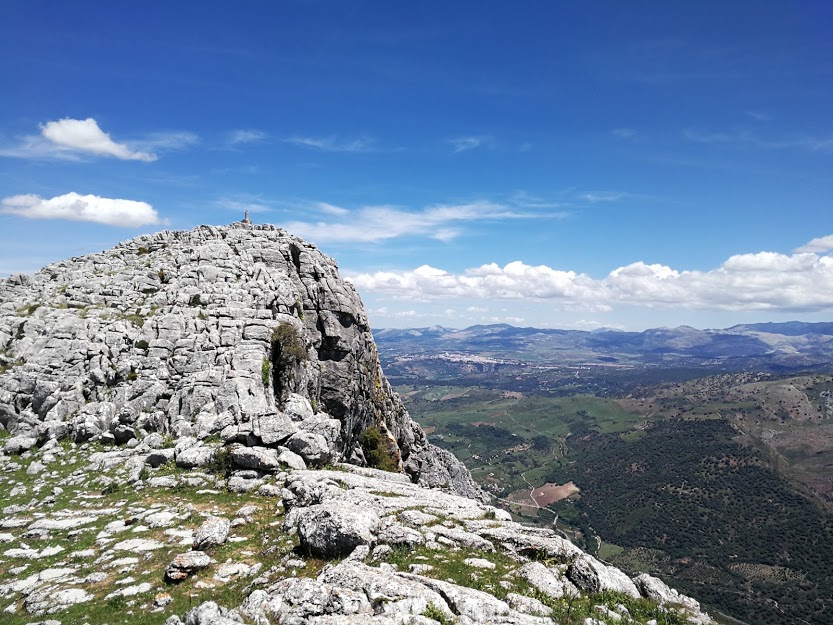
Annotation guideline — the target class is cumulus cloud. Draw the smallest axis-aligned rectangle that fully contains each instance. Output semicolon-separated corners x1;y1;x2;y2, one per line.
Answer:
283;201;552;244
284;135;375;152
40;118;156;160
1;193;163;227
348;243;833;314
0;118;197;161
795;234;833;254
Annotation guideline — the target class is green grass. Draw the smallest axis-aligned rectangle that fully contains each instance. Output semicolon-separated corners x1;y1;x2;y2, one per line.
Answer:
0;443;311;625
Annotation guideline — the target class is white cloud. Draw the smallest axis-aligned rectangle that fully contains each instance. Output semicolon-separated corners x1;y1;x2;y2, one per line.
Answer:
1;193;163;227
316;202;350;216
284;136;374;152
229;129;266;144
571;319;625;330
509;191;566;210
581;192;626;203
132;131;199;152
283;201;550;244
684;127;833;152
446;135;493;153
40;118;156;161
348;242;833;314
0;118;197;161
795;234;833;254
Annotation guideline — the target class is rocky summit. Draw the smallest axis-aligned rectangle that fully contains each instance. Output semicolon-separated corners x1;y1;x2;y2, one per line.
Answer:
0;222;714;624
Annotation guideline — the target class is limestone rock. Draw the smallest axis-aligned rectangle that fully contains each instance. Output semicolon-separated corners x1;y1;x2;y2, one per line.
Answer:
165;551;213;582
277;446;307;470
24;587;93;614
633;573;712;624
0;223;478;497
230;445;280;471
285;431;332;467
4;435;37;455
241;578;372;624
181;600;244;624
517;561;578;599
193;516;230;550
253;412;297;445
568;554;640;598
294;502;380;558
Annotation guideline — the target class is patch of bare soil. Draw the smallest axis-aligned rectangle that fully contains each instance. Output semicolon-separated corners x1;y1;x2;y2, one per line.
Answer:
530;481;580;507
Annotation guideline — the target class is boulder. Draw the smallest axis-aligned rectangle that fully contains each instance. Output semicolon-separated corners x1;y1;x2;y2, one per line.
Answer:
567;554;640;598
193;516;230;550
230;445;280;471
253;412;297;445
165;551;213;582
286;431;331;467
175;445;214;468
182;600;244;624
516;561;578;599
277;446;307;470
294;502;380;558
4;435;38;455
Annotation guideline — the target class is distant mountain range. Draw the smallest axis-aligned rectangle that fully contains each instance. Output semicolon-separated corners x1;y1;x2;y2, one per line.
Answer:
374;321;833;371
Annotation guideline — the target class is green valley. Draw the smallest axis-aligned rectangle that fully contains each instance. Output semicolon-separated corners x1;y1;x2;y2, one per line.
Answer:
394;366;833;625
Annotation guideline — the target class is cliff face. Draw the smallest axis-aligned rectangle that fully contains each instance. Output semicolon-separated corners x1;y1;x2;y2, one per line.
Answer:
0;222;479;498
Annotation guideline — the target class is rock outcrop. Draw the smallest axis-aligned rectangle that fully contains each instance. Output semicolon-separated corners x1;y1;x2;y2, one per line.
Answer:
0;222;716;625
0;222;479;498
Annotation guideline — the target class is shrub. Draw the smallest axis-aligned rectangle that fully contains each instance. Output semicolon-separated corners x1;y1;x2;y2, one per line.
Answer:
269;323;307;399
422;603;453;625
261;357;271;386
271;323;307;361
360;425;399;472
206;446;233;478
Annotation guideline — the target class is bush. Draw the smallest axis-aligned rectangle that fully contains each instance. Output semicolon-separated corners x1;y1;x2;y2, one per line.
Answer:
269;322;307;399
271;323;307;361
360;425;399;472
206;446;233;478
422;603;454;625
261;357;271;386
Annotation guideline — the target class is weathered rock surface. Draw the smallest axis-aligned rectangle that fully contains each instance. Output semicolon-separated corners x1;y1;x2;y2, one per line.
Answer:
0;222;716;625
295;502;381;558
165;551;213;582
192;515;230;550
568;554;640;598
0;222;478;497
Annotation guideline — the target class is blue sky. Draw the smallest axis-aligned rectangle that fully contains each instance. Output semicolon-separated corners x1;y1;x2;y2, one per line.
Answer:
1;1;832;330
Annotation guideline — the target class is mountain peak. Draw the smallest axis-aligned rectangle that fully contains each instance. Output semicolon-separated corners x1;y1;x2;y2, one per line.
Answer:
0;223;480;498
